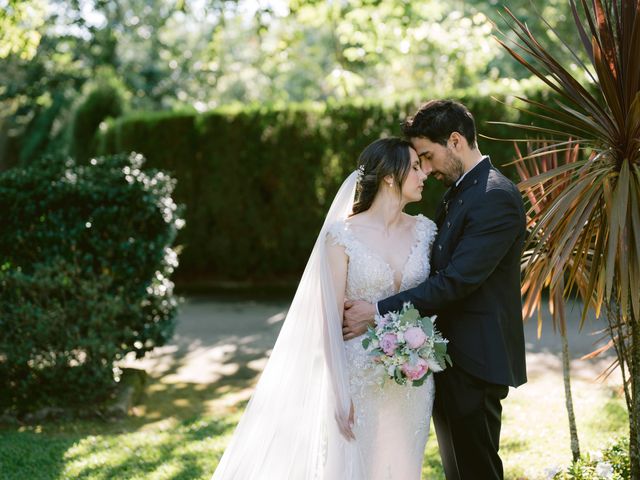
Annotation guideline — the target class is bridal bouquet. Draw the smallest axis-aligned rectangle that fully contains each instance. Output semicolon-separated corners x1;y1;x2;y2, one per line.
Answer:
362;302;451;387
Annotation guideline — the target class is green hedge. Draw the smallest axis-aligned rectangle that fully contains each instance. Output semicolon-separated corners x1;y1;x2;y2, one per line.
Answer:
0;153;183;414
98;91;554;283
70;80;125;163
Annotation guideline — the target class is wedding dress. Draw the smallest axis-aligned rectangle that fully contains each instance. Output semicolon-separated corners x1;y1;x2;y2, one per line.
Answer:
211;172;437;480
327;213;437;480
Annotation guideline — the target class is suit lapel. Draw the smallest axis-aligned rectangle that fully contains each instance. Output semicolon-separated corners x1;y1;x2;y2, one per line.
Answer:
435;186;456;227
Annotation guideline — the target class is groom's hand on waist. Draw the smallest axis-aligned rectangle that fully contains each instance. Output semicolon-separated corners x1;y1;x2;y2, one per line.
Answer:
343;300;376;340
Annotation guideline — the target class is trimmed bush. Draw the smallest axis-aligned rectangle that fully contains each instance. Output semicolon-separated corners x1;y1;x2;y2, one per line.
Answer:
0;153;183;414
98;91;555;283
70;77;126;163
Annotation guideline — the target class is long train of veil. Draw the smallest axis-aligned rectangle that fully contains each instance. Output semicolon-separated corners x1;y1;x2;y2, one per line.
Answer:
211;171;365;479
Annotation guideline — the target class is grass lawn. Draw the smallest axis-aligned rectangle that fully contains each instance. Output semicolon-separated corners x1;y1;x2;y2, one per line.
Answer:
0;354;628;480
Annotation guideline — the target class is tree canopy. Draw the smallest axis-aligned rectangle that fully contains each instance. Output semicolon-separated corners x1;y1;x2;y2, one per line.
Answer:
0;0;585;165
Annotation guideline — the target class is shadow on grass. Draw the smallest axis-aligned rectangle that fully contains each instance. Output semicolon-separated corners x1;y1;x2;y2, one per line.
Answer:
0;430;77;480
55;415;238;480
0;326;269;480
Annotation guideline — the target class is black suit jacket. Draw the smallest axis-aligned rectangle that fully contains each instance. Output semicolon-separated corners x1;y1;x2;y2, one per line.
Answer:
378;157;527;387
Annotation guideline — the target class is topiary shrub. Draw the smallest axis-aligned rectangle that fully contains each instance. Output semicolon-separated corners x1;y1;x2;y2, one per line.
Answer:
0;152;184;415
70;74;127;163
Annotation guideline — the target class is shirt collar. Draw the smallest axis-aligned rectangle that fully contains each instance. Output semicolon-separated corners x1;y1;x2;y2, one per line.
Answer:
455;155;488;187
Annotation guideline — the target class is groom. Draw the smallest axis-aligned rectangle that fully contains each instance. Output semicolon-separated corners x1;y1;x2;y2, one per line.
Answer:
343;100;527;479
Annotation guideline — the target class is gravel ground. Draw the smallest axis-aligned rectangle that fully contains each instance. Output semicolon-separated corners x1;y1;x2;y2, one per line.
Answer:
121;295;621;387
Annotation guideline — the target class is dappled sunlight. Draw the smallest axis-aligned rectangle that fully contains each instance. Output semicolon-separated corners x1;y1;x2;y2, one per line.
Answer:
503;368;625;479
57;415;237;480
109;299;291;427
109;298;628;478
119;299;288;386
0;298;628;479
0;300;280;478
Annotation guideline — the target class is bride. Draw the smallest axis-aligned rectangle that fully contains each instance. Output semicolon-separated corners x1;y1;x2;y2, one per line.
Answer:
211;137;437;480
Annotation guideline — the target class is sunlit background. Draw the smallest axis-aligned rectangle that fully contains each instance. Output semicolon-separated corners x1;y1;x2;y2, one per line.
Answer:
0;1;632;479
1;0;586;150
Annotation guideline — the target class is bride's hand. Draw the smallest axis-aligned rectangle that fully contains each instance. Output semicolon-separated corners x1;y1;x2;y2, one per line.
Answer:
335;401;356;441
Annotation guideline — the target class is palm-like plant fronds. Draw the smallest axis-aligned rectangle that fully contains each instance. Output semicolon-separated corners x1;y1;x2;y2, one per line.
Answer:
495;0;640;474
515;139;584;461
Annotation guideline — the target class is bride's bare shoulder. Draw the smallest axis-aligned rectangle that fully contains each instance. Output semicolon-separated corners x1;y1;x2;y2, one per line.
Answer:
404;213;434;225
400;212;422;227
343;212;370;229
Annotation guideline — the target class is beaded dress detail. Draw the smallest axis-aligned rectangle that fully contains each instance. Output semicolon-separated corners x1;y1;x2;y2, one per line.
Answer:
327;214;437;480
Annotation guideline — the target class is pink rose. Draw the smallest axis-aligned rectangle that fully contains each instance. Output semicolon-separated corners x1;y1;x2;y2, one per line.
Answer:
404;326;427;349
401;358;429;381
379;333;398;356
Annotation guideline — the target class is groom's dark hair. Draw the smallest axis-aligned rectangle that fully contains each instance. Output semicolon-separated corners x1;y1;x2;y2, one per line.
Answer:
402;99;477;149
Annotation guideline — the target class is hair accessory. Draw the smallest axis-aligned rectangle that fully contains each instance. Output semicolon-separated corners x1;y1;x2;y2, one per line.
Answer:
356;164;365;183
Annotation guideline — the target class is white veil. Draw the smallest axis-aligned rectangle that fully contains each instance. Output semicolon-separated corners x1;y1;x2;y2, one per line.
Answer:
211;171;365;480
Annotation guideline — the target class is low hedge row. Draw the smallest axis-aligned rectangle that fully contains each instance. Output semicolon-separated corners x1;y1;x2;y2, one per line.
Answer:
98;92;554;282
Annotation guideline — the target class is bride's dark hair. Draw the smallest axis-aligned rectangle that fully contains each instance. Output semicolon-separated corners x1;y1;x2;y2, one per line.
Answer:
351;137;413;215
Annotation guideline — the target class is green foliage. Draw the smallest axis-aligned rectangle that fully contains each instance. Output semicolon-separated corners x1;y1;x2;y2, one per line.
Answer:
0;0;578;169
552;437;631;480
0;153;184;414
497;1;640;474
97;89;554;283
0;259;130;412
70;71;127;163
0;0;47;60
180;0;581;105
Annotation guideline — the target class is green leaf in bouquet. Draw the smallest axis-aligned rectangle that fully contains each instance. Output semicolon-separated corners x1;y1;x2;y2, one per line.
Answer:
368;348;384;357
401;308;420;325
445;354;453;366
394;366;405;385
411;377;426;387
420;317;434;336
433;342;447;356
362;337;370;350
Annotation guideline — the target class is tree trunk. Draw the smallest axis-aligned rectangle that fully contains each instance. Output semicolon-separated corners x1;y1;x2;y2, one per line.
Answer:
630;310;639;479
561;329;580;461
554;281;580;461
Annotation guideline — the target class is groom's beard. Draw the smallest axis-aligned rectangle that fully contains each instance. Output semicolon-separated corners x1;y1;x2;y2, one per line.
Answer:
440;151;465;187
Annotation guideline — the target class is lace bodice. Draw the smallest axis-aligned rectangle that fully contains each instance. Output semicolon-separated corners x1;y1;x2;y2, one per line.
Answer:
327;214;437;303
